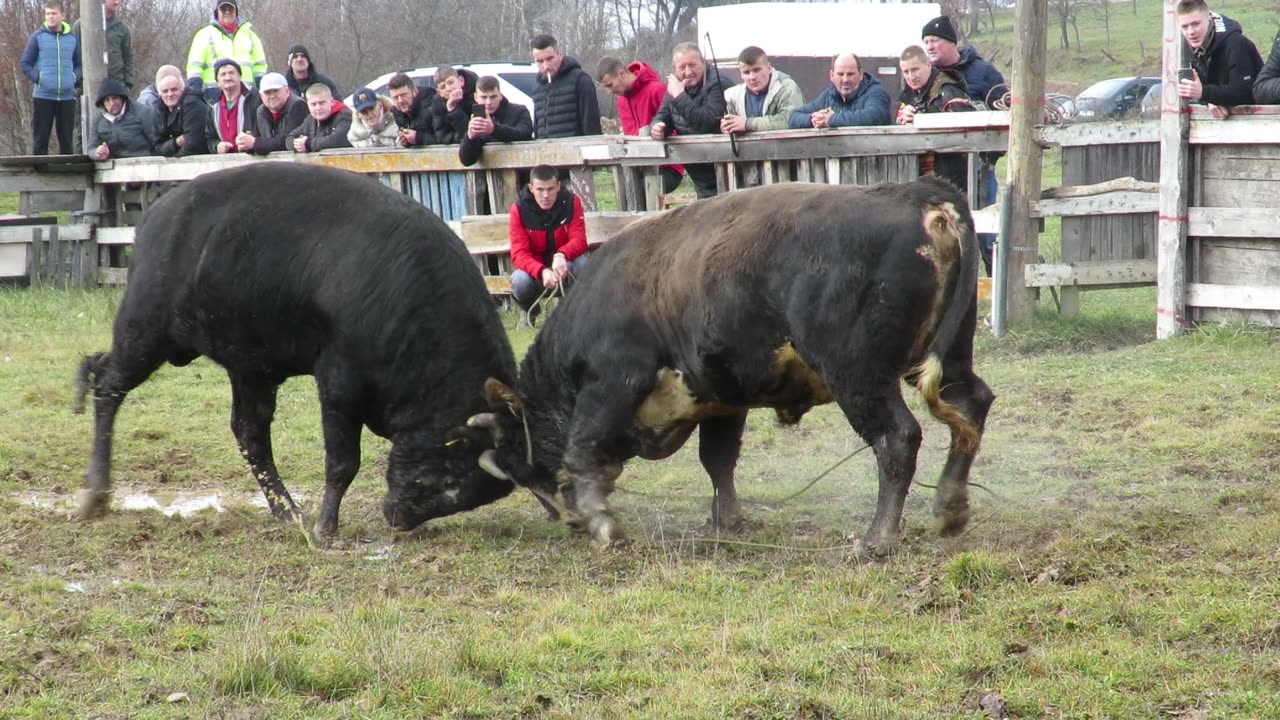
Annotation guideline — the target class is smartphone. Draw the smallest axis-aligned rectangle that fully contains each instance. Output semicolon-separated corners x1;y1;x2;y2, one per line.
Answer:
471;104;487;118
1178;67;1194;82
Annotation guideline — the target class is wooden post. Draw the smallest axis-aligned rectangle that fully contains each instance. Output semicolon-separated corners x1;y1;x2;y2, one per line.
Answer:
1156;0;1189;338
1003;0;1048;323
79;0;107;155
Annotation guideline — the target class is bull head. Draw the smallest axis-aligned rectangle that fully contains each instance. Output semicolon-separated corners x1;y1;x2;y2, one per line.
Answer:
468;378;532;473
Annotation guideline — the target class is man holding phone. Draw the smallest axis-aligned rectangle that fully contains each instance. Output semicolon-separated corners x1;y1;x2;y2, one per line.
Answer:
458;75;533;166
1176;0;1262;118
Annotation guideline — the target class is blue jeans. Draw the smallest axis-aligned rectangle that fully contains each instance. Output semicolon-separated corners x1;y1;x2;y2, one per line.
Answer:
511;254;590;310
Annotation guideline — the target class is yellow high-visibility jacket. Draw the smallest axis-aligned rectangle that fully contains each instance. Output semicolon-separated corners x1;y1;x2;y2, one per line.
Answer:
185;19;267;89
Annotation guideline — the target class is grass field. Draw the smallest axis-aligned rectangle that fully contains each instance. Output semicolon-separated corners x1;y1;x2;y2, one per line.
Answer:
2;284;1278;719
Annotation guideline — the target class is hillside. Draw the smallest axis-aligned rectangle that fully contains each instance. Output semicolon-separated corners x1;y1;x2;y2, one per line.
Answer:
964;0;1276;93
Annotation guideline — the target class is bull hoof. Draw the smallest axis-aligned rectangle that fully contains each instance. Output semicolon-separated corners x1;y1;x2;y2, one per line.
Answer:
856;533;900;558
587;513;624;548
935;506;971;538
78;488;111;520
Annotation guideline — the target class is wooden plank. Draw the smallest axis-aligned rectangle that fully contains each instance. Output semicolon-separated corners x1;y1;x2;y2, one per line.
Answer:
0;244;27;277
1189;117;1280;145
643;173;664;211
1036;121;1158;148
45;226;62;288
1033;191;1159;217
1157;0;1190;338
1194;238;1280;286
658;128;1009;166
0;224;91;243
1190;207;1280;238
1024;259;1158;287
1187;282;1280;311
977;277;992;301
97;266;129;285
0;173;89;193
911;110;1011;130
95;227;134;245
484;276;513;295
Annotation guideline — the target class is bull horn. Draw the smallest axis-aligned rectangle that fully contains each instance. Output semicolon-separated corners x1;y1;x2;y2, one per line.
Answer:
467;412;500;429
478;449;511;481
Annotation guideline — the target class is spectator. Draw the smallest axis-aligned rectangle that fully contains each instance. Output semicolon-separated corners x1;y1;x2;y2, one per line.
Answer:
72;0;133;91
348;87;399;148
287;83;352;153
138;64;182;114
921;15;1005;106
651;42;730;199
530;33;602;138
458;75;533;167
387;73;436;147
897;45;972;206
238;71;305;154
88;77;155;160
722;46;804;134
1253;31;1280;103
509;164;590;326
20;1;81;155
284;44;339;99
205;58;261;154
596;55;684;194
186;0;267;103
1175;0;1262;116
788;53;891;129
152;68;208;157
430;65;480;144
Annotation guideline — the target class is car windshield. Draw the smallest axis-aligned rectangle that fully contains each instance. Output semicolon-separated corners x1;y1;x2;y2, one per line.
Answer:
1078;78;1131;100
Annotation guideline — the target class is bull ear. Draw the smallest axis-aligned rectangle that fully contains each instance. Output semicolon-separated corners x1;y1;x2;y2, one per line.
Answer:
484;377;523;413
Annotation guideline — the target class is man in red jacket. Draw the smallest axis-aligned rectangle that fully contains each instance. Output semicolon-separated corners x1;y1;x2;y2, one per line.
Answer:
509;164;590;326
596;56;684;195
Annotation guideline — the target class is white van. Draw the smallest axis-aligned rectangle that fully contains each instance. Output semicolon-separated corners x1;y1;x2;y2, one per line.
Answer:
346;61;539;122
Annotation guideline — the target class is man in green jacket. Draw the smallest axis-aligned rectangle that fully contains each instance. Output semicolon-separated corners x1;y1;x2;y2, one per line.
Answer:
72;0;132;90
722;46;804;134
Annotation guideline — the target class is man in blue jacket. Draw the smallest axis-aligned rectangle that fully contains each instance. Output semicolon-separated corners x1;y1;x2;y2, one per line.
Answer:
789;54;890;129
20;1;82;155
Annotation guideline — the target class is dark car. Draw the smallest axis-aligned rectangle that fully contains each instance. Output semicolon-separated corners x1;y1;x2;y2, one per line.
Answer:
1075;76;1160;120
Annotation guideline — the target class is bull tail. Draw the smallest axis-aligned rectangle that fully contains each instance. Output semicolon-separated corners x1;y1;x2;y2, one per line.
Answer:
73;352;109;415
912;196;979;407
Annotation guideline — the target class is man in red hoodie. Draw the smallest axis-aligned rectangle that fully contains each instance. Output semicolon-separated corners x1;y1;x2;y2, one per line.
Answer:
596;56;684;195
508;164;590;326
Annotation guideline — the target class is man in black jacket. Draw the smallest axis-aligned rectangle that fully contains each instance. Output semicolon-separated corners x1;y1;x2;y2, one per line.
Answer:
284;44;339;98
458;75;533;166
650;42;728;199
152;68;207;157
430;66;480;144
236;72;306;154
1176;0;1262;117
530;33;601;138
387;72;436;147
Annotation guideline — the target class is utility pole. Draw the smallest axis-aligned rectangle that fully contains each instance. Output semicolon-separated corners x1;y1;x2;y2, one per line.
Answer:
1003;0;1047;324
78;0;106;155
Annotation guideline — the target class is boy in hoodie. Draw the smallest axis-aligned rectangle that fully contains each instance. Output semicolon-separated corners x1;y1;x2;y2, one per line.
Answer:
530;33;602;138
789;53;891;129
429;66;480;144
287;83;352;152
596;56;684;194
1175;0;1262;117
89;77;155;160
348;87;400;148
508;164;590;326
284;44;339;99
20;1;82;155
186;0;267;102
722;46;804;134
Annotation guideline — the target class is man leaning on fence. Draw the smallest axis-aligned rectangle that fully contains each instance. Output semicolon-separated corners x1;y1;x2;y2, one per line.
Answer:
287;83;352;153
150;66;208;157
387;73;436;148
722;46;803;135
509;164;590;327
458;75;533;166
597;55;684;195
897;45;972;202
788;53;891;129
1175;0;1262;117
348;87;399;148
88;77;155;160
206;58;261;154
650;42;729;199
238;71;305;154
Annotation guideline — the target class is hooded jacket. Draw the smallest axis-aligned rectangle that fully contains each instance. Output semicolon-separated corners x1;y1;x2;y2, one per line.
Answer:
20;20;82;102
391;86;438;145
286;99;353;151
724;69;805;132
652;68;730;137
615;62;667;135
938;45;1006;106
1184;13;1262;106
348;96;401;148
509;188;588;278
205;83;263;152
458;98;534;166
151;82;209;157
531;55;602;138
90;77;156;158
430;68;481;144
185;13;267;90
250;93;308;154
788;72;891;128
284;44;340;98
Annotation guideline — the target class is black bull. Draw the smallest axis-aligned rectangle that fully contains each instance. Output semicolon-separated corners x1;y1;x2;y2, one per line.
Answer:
476;178;995;553
75;163;521;536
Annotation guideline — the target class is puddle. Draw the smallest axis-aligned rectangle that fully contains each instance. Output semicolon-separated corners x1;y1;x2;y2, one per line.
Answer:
15;486;305;518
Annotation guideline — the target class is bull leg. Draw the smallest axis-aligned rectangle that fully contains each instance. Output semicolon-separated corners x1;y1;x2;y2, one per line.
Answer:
834;388;922;555
227;374;300;523
699;411;748;531
313;405;362;539
80;349;166;519
925;368;995;537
